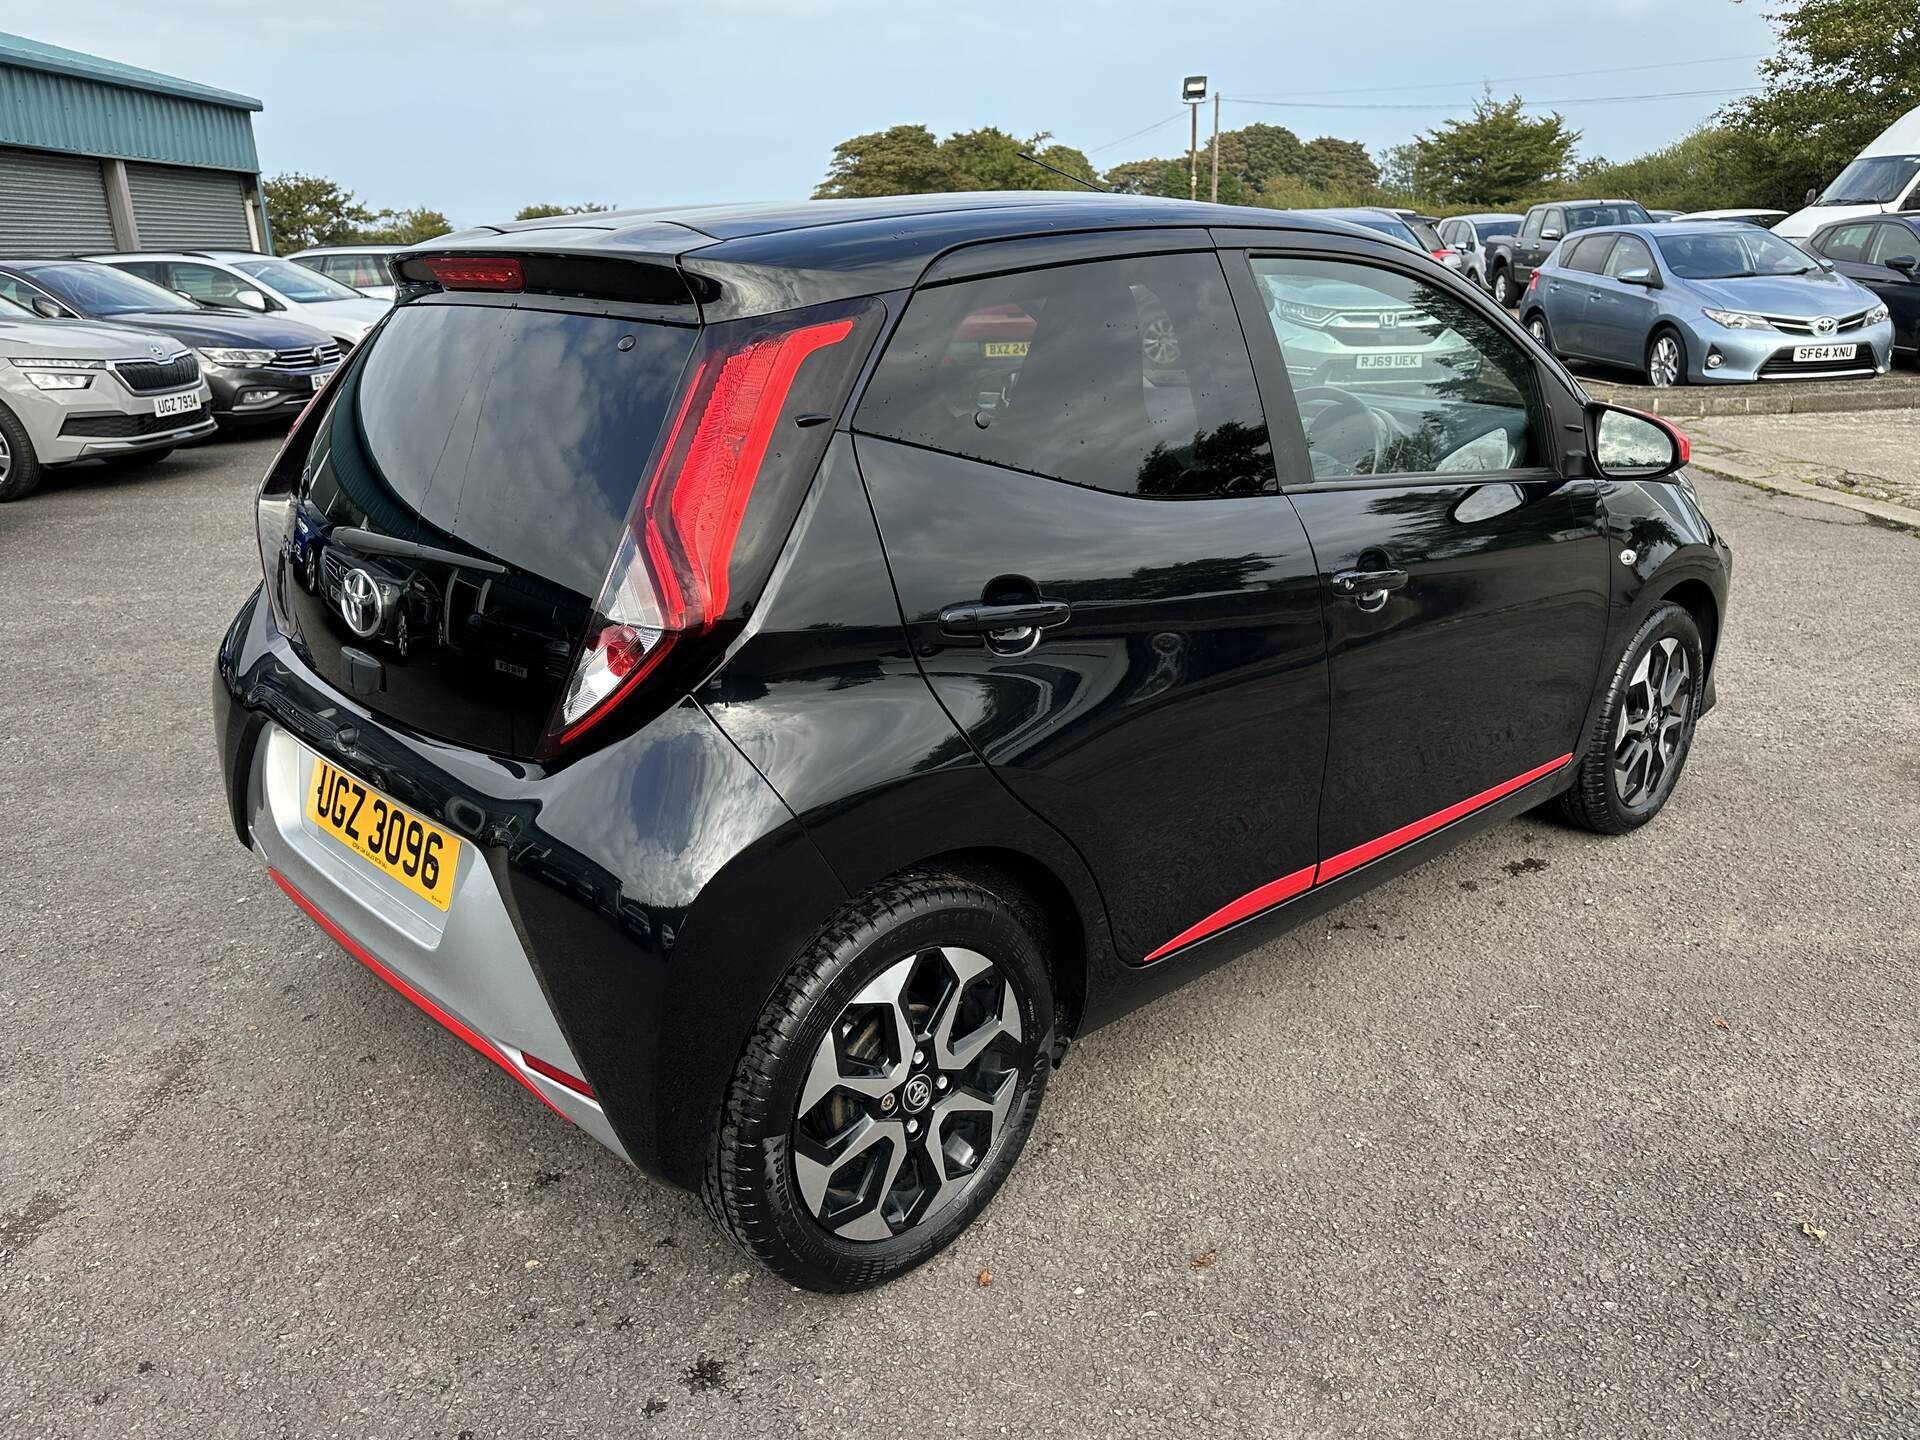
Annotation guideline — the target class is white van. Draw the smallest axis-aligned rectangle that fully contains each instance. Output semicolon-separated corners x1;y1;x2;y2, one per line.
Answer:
1776;107;1920;239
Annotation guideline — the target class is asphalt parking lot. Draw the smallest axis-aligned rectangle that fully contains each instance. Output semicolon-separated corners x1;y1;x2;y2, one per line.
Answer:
2;433;1916;1439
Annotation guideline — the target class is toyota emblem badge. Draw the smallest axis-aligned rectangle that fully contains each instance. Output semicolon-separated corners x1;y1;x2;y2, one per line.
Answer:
339;568;384;637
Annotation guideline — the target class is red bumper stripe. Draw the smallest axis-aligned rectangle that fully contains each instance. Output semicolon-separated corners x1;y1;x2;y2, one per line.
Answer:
522;1050;596;1099
1315;753;1573;884
1143;754;1573;962
268;868;572;1125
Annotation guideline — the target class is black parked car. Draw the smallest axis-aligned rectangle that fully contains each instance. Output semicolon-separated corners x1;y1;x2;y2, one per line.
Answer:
217;196;1732;1292
0;259;339;426
1804;215;1920;362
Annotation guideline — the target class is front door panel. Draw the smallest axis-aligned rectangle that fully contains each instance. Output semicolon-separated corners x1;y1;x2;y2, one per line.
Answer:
1288;479;1608;862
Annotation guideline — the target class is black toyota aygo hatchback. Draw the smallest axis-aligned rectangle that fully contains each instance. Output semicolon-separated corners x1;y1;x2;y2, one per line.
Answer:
216;194;1731;1291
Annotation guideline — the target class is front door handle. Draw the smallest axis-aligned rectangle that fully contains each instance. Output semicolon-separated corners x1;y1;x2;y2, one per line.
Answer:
1332;567;1409;612
939;597;1071;656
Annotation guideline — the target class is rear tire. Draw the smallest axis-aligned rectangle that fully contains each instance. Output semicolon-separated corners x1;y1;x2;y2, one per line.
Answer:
702;870;1054;1292
1524;310;1554;353
0;402;44;502
1557;602;1705;835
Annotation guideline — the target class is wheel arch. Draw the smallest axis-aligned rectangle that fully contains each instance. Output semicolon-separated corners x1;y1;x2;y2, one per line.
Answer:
1656;574;1721;670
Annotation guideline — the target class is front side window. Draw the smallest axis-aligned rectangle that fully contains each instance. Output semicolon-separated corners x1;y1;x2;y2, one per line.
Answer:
1564;235;1617;273
1251;255;1542;481
1543;209;1568;236
1604;236;1658;279
1868;223;1920;267
856;251;1274;498
1521;210;1544;240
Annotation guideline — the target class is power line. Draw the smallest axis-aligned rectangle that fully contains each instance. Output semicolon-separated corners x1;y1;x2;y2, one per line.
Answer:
1233;53;1767;101
1225;85;1760;113
1087;111;1187;155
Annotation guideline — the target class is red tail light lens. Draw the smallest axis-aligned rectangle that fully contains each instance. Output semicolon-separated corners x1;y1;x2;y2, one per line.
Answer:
553;315;859;747
422;257;525;291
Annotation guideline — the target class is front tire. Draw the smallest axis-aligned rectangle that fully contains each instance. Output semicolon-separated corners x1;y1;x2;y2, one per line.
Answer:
1491;267;1515;308
1646;328;1687;388
0;402;44;502
703;871;1054;1292
1557;602;1705;834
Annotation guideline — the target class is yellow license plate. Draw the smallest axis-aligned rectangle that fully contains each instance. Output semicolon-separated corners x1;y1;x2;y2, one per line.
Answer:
306;757;460;910
982;341;1029;358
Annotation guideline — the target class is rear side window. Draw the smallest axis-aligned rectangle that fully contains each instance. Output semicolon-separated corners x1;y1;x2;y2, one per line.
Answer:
1564;235;1616;273
856;251;1275;498
1869;224;1920;266
315;302;696;595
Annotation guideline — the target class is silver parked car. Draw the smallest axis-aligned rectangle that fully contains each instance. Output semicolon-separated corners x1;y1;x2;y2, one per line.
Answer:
1438;213;1523;290
0;293;214;501
1518;221;1893;386
287;244;408;302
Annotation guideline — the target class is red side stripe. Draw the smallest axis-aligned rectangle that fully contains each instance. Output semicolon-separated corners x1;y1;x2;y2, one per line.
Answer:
522;1050;596;1099
1315;753;1572;884
1142;753;1573;962
1142;864;1317;963
269;869;573;1125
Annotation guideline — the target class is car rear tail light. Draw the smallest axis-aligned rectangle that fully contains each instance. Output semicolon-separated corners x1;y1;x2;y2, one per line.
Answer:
1431;248;1451;261
550;311;865;749
1526;270;1540;292
421;256;525;291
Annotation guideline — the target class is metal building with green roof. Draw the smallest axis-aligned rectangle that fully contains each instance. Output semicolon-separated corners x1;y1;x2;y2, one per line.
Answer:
0;30;270;255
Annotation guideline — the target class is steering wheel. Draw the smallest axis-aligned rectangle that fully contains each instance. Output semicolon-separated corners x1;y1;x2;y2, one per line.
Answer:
1292;386;1387;476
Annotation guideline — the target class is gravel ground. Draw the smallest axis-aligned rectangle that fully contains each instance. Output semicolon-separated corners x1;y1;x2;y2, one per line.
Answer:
1;435;1916;1439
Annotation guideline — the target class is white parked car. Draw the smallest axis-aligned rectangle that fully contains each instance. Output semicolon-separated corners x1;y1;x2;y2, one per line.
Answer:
88;251;389;350
0;292;213;502
286;244;407;302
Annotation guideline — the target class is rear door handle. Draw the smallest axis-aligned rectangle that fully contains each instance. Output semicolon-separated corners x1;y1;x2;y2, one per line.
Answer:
939;599;1071;635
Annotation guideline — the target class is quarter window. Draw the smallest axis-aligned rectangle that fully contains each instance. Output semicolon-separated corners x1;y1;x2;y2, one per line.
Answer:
1250;256;1542;481
856;251;1274;498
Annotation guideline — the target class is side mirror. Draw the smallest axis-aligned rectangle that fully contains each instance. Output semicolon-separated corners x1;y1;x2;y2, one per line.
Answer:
1616;267;1661;288
1591;403;1687;480
29;295;66;319
1540;226;1562;242
1887;255;1917;275
1805;187;1818;205
235;288;270;312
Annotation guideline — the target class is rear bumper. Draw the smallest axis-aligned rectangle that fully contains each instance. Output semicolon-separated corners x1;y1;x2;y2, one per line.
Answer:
243;723;629;1157
213;587;850;1189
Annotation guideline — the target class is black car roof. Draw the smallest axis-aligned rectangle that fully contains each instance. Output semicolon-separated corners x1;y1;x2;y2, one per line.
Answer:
413;193;1380;317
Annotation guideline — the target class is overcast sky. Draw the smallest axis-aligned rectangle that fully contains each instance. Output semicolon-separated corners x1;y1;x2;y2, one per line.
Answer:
28;1;1777;224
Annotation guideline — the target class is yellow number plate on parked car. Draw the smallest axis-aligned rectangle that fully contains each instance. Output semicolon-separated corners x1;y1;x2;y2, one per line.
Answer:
982;341;1029;358
306;757;459;910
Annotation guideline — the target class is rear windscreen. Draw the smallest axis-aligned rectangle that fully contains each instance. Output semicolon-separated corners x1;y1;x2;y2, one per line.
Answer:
345;301;696;594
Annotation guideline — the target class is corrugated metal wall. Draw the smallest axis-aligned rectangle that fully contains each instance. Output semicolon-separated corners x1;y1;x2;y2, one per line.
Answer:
0;61;259;172
126;163;252;248
0;146;114;255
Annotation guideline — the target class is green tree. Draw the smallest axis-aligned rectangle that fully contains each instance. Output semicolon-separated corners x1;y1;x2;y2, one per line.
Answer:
1721;0;1920;207
1299;136;1380;192
1405;93;1580;208
263;173;374;250
359;207;453;245
1574;125;1781;212
514;202;617;219
814;124;1094;196
1104;157;1187;196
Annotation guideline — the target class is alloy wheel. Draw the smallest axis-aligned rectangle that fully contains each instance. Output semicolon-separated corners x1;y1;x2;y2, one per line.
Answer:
1493;273;1510;306
1529;316;1549;345
1648;335;1682;388
1613;636;1691;808
0;429;10;483
1142;315;1182;367
793;946;1024;1243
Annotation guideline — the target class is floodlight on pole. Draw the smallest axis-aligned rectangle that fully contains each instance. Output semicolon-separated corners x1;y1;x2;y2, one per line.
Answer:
1183;75;1208;201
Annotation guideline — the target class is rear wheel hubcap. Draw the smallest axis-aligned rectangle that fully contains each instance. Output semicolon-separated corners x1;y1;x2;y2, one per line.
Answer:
793;947;1024;1242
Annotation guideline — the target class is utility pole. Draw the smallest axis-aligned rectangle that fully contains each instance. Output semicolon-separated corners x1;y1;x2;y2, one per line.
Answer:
1182;75;1208;202
1210;90;1222;203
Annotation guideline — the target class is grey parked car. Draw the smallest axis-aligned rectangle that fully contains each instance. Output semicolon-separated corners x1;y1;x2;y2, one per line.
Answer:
1438;213;1522;290
1518;221;1893;386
